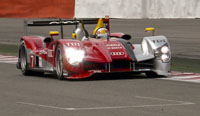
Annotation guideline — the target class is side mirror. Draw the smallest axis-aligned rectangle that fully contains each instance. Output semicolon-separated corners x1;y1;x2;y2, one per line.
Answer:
72;33;77;39
145;27;155;36
121;34;131;40
110;33;131;40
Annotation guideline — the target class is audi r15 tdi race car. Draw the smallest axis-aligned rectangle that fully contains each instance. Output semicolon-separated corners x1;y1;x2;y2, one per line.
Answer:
16;18;171;80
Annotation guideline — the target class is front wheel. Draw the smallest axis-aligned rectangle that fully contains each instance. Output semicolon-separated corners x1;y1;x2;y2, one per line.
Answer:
55;46;65;80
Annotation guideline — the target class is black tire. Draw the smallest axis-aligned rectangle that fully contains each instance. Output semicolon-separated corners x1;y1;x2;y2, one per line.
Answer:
20;43;32;76
145;72;159;78
55;45;65;80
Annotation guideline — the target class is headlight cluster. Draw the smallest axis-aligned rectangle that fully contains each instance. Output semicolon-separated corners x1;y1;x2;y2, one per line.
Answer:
65;48;85;65
161;46;169;54
160;46;170;62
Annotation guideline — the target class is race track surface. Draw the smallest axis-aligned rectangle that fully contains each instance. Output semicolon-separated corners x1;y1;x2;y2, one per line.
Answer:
0;63;200;116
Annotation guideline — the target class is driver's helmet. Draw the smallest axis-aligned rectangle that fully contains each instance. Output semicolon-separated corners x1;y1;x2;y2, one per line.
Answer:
95;27;108;39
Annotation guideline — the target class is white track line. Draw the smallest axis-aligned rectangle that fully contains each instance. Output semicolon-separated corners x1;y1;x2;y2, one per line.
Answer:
16;96;195;111
135;96;193;104
0;55;18;64
16;102;194;111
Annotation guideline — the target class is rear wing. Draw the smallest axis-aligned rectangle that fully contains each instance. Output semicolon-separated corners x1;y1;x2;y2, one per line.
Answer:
27;19;109;26
24;18;110;38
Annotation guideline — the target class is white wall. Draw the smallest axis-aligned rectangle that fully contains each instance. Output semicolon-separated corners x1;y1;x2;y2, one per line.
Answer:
75;0;200;18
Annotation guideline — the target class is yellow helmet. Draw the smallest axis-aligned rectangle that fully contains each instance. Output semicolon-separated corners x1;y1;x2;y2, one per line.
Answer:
96;28;108;39
92;18;105;35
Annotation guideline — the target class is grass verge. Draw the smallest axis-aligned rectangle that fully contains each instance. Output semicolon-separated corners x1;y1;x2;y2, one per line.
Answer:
0;44;199;73
171;57;200;73
0;44;18;56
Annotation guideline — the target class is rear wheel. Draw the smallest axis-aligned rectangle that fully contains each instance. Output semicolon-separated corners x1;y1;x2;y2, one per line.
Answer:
20;43;32;75
55;46;65;80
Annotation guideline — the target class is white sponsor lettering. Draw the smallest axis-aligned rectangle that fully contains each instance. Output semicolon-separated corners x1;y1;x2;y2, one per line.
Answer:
49;21;79;25
152;39;166;43
107;46;123;50
110;52;125;56
106;44;121;47
66;42;80;47
39;50;47;55
48;50;53;57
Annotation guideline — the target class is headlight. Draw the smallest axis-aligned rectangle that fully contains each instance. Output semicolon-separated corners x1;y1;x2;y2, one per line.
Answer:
65;48;85;65
161;54;170;62
161;46;169;54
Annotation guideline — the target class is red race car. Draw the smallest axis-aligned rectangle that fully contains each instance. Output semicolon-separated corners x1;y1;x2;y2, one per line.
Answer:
17;18;171;80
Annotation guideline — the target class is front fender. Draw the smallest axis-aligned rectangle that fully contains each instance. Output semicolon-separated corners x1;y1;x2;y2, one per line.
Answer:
142;36;171;76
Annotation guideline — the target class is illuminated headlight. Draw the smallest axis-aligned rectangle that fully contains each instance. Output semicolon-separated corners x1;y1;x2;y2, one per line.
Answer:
161;46;169;54
65;48;85;65
161;54;170;62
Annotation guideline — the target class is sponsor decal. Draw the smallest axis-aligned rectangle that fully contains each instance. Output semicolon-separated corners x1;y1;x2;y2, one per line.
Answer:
49;21;80;25
152;39;166;43
107;46;123;50
48;50;53;57
106;44;121;47
66;42;81;47
106;44;123;50
39;50;47;55
110;52;125;56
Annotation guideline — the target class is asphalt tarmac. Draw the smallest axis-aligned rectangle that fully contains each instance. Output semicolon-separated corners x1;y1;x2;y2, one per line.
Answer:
0;18;200;59
0;63;200;116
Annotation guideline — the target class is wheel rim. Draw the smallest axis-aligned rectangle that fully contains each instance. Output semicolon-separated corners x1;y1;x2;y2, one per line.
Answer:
56;49;63;77
20;47;26;72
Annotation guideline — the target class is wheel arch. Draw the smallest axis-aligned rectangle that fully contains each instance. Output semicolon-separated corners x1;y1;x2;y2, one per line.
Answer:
21;36;45;50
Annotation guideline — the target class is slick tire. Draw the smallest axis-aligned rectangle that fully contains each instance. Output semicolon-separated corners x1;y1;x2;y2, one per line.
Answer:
55;45;65;80
20;43;33;76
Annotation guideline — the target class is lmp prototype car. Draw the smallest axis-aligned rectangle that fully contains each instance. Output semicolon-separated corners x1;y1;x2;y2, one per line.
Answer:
16;18;171;80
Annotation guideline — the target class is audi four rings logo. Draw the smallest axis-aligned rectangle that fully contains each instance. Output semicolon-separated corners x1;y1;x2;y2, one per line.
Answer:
110;52;125;56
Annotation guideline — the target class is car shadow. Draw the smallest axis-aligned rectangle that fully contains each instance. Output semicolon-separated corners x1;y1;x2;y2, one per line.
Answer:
68;73;163;82
21;72;163;81
20;72;58;80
